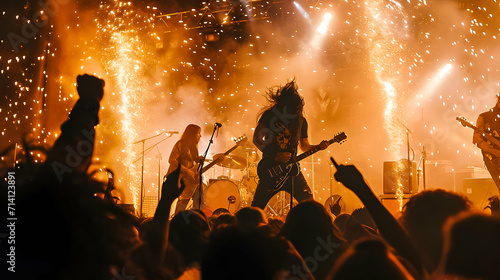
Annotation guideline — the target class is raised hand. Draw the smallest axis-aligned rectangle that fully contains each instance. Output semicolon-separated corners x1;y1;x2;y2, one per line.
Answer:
161;163;186;203
331;157;369;194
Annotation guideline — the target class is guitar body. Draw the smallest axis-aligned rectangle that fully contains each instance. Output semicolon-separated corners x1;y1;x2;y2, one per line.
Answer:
178;165;201;200
482;151;500;171
178;135;248;200
256;132;347;193
257;157;300;192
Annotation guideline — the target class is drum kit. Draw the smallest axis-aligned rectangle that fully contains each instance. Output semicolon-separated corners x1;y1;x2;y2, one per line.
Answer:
202;142;261;213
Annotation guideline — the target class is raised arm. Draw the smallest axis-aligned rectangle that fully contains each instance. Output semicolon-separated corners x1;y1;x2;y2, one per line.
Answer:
299;138;328;152
332;159;424;275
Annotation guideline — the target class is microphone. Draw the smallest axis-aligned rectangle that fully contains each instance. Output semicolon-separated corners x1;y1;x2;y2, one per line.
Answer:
215;122;222;128
164;131;179;134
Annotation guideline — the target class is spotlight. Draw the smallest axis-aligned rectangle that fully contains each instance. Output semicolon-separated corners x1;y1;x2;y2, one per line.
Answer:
317;13;332;34
293;1;311;23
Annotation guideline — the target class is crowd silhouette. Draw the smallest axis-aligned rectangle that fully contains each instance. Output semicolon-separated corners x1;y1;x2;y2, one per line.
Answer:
1;74;500;280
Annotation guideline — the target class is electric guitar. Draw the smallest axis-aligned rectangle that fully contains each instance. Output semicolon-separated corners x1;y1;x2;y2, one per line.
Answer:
456;116;500;167
181;136;248;197
257;132;347;192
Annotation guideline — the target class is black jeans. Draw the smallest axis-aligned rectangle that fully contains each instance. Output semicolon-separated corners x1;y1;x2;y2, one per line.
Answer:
251;171;313;209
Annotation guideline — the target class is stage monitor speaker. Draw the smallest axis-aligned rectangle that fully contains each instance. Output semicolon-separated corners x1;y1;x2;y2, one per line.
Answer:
463;178;499;209
383;160;418;194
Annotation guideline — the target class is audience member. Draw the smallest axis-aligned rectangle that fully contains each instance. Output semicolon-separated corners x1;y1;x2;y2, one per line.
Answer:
280;200;346;280
327;238;414;280
438;213;500;280
399;189;473;273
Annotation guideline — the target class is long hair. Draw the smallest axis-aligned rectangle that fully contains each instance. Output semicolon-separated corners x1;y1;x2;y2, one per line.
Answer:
180;124;201;156
258;79;305;145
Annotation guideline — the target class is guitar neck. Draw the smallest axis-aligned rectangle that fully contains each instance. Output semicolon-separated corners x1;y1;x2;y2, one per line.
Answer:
200;144;241;174
466;123;500;148
294;138;335;163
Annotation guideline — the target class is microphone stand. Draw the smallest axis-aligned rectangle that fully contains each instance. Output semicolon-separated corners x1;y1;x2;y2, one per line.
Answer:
134;131;178;217
198;124;220;209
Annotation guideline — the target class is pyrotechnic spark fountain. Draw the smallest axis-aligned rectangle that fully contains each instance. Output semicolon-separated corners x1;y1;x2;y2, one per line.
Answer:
96;0;158;212
364;0;410;209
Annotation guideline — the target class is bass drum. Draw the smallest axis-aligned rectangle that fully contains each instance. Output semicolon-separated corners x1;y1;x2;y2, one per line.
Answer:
204;179;241;213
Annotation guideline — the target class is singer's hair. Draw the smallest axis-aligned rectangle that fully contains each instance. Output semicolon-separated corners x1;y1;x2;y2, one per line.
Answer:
180;124;201;156
258;78;305;144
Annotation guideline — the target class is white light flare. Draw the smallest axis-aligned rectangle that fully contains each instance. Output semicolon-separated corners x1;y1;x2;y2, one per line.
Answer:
317;13;333;34
293;1;311;23
415;63;454;101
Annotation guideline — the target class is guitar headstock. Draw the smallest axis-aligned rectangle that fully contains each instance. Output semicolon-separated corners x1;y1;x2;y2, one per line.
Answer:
333;132;347;144
456;116;473;128
233;135;248;146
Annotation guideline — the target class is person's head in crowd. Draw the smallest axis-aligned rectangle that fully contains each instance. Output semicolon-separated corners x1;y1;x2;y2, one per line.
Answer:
2;159;140;280
280;200;345;280
166;210;210;278
211;212;237;231
342;216;379;245
235;206;267;229
259;217;285;237
201;227;274;280
76;73;105;101
334;213;351;235
351;207;377;231
440;213;500;280
327;238;414;280
399;189;473;272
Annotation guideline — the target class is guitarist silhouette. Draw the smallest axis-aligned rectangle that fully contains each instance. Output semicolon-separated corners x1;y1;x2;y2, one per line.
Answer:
251;79;330;210
472;94;500;192
167;124;204;214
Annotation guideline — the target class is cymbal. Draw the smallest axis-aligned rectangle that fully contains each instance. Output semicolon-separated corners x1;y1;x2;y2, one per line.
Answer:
213;153;247;169
233;144;261;163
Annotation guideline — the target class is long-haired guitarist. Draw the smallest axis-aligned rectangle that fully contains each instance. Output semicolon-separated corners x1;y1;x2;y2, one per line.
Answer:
251;79;329;209
473;94;500;191
167;124;203;213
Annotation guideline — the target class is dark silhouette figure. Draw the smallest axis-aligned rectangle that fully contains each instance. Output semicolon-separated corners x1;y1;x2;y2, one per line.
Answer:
333;213;351;235
1;75;145;280
210;213;237;231
164;210;210;278
280;200;346;280
235;206;268;229
252;79;328;209
399;189;473;273
327;238;414;280
201;226;314;280
440;213;500;280
351;207;377;232
167;124;202;214
332;159;423;277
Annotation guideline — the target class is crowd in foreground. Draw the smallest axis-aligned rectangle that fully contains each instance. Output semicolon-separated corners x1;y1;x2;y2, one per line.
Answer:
1;74;500;280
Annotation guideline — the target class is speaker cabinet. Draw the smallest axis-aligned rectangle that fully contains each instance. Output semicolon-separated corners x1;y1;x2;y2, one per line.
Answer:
383;161;418;194
463;178;499;209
